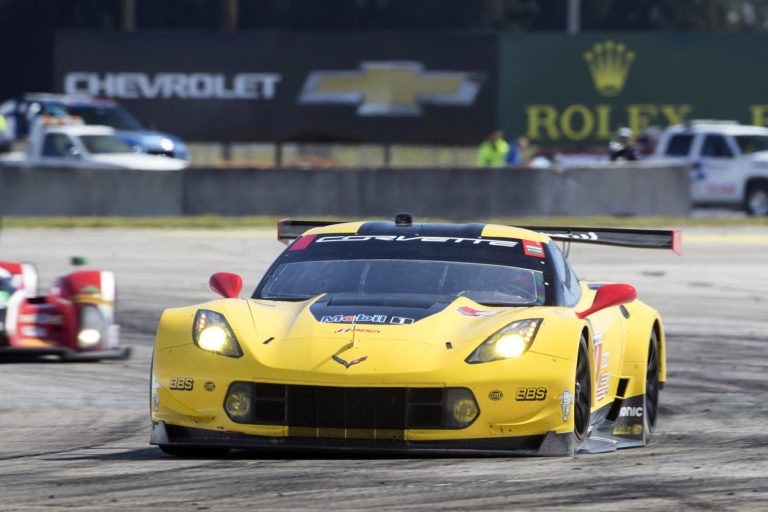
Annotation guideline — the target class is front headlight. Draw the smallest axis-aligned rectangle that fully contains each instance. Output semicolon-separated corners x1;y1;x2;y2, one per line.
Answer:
466;319;542;364
193;309;243;358
77;304;105;348
77;328;101;348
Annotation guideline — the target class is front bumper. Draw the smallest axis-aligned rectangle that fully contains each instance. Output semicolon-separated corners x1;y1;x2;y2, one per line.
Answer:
150;421;574;456
0;345;131;361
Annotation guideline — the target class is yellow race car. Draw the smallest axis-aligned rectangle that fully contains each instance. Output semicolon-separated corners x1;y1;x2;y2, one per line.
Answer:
150;215;681;456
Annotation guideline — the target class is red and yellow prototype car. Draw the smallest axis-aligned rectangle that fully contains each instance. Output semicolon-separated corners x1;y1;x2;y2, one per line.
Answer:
0;259;128;361
150;216;680;456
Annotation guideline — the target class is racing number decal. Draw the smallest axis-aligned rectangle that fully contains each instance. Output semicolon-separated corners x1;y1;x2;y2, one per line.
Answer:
592;335;603;380
592;334;610;401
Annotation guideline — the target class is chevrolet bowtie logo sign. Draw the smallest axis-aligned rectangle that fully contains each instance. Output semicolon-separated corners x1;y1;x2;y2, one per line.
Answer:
298;61;484;116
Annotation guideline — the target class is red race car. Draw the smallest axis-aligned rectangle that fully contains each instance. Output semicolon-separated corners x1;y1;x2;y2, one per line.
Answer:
0;259;129;360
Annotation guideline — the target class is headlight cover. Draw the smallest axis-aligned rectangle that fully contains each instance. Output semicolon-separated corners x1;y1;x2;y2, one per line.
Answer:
193;309;243;358
77;304;105;348
466;319;542;364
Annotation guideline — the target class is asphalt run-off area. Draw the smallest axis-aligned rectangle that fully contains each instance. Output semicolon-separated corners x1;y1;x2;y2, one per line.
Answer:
1;227;767;511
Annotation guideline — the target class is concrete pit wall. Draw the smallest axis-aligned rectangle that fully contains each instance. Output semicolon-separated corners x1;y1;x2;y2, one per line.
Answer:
0;162;690;217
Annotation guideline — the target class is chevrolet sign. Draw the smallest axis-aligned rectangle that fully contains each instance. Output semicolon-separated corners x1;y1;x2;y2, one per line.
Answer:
298;61;484;116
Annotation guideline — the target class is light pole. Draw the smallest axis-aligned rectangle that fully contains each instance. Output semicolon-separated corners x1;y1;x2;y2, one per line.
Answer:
567;0;581;34
121;0;135;32
223;0;238;32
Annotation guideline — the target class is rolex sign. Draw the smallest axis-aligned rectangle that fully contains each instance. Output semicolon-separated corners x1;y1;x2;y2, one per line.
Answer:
500;33;768;144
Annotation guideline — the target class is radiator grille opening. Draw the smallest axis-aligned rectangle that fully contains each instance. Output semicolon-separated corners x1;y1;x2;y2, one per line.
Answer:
233;383;474;438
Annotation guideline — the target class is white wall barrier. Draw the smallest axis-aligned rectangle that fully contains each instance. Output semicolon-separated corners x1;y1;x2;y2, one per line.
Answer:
0;163;691;217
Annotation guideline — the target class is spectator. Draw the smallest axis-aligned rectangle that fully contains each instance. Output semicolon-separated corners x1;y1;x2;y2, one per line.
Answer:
476;130;509;167
609;127;638;161
529;148;559;169
506;135;530;165
636;127;661;158
0;114;10;153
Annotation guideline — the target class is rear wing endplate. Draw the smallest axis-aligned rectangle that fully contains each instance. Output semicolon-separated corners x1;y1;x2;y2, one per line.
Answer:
521;226;682;255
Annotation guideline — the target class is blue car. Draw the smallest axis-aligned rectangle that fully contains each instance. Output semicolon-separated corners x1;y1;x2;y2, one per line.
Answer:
0;94;190;160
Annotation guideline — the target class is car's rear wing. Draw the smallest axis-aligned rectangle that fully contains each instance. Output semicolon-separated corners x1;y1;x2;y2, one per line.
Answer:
277;219;682;255
277;219;342;244
520;226;682;255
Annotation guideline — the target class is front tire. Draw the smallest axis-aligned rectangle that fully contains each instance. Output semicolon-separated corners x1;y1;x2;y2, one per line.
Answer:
745;182;768;216
573;336;592;447
643;330;661;443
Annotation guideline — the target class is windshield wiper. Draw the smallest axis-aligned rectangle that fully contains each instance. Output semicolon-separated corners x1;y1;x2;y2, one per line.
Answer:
474;301;531;307
259;295;314;302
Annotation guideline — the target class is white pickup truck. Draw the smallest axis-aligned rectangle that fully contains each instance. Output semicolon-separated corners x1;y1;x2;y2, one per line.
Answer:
0;118;188;171
654;121;768;215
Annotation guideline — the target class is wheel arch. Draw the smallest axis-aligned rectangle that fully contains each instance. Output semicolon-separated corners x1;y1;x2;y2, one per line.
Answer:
619;301;666;388
580;323;597;408
652;318;667;385
745;176;768;193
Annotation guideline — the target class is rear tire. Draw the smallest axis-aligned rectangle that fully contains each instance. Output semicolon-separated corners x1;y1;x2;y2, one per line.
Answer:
158;445;231;458
745;182;768;216
573;336;592;447
643;330;661;443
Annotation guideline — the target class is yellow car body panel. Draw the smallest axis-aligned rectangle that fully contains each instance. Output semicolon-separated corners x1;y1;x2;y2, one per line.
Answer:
150;220;671;456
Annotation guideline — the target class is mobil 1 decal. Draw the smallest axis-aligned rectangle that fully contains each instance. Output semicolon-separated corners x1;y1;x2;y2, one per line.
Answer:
319;313;415;325
310;295;449;325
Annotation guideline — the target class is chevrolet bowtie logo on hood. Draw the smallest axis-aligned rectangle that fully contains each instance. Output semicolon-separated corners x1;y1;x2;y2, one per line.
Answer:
298;61;484;116
332;355;369;369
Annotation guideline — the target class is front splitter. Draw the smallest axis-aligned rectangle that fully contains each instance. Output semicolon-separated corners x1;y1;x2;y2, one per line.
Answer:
150;421;575;456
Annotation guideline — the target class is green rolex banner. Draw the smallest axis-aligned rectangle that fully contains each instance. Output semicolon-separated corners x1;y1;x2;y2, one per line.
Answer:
500;33;768;145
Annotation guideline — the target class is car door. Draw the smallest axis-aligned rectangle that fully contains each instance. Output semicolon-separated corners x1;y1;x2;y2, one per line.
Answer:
39;132;97;168
694;133;741;202
661;132;702;197
39;133;77;167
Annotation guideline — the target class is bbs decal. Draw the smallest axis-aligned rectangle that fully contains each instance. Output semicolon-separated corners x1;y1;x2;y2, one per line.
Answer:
169;377;194;391
515;387;547;401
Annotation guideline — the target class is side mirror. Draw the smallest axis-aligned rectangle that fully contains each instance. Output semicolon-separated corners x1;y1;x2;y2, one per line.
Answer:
576;283;637;319
209;272;243;299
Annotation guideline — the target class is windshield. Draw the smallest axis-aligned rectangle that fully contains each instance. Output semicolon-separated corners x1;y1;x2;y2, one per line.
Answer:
80;135;134;154
255;230;555;306
0;276;15;295
260;259;545;306
63;105;143;131
734;135;768;155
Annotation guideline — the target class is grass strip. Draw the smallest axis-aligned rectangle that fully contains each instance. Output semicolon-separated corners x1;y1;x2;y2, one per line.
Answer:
2;214;767;229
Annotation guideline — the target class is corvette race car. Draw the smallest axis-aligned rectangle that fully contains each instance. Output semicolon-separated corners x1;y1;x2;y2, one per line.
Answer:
0;259;128;360
150;215;680;456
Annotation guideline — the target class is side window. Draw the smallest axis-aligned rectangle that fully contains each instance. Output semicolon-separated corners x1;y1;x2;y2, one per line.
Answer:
664;134;694;156
41;134;73;157
701;134;734;158
547;242;581;307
